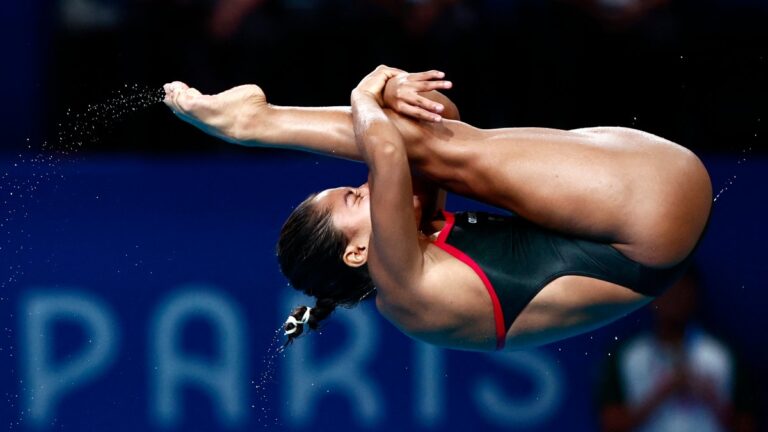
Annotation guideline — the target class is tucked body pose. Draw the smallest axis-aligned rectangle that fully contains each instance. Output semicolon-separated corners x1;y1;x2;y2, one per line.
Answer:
164;66;711;351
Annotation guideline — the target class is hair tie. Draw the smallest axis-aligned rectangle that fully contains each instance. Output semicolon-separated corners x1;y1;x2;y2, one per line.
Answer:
284;307;312;335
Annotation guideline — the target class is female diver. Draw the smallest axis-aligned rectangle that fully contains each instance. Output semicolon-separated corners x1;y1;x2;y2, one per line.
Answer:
163;66;712;351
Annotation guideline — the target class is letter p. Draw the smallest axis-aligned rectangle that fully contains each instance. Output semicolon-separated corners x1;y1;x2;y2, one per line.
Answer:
21;291;118;427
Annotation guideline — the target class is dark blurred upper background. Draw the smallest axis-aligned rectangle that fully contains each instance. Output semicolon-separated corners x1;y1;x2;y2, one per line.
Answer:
3;0;767;155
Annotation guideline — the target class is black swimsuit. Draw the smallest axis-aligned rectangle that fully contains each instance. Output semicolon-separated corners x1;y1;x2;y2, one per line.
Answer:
433;211;696;350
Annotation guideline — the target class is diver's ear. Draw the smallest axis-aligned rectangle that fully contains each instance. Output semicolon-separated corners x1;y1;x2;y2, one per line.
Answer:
343;244;368;268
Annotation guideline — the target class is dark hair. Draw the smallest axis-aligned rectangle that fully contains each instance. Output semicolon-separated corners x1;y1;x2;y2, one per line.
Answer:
277;193;376;345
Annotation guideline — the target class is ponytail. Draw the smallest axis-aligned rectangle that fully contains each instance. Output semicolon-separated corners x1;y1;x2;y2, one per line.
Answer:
283;298;338;345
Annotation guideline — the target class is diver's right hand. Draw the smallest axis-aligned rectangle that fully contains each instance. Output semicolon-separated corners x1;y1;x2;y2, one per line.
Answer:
383;70;452;122
353;65;405;106
163;82;268;143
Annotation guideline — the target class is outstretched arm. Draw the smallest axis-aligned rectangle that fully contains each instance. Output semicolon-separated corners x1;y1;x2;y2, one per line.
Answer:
163;73;456;161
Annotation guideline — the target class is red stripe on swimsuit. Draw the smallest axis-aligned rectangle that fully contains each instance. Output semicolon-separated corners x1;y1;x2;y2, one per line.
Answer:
433;211;506;350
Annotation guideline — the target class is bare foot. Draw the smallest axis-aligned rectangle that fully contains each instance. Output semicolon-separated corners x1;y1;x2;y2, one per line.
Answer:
163;81;268;143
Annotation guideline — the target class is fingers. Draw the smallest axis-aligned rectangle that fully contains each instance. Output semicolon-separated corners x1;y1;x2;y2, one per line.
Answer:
406;71;452;91
396;85;449;122
397;92;444;121
397;89;443;112
412;80;453;92
408;70;444;81
404;70;452;91
407;70;446;82
412;94;444;114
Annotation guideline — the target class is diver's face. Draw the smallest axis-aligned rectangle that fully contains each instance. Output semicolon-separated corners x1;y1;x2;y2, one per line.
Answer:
313;183;372;244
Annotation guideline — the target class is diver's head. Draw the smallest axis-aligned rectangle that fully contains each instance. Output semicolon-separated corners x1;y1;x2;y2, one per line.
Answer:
276;184;375;344
313;183;373;268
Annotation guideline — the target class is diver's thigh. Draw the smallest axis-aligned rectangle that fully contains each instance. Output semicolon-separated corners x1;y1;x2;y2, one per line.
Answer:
505;275;651;349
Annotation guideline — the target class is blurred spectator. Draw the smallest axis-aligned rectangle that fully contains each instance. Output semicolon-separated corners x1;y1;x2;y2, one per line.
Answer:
60;0;123;31
209;0;267;40
598;270;757;432
565;0;671;29
372;0;478;36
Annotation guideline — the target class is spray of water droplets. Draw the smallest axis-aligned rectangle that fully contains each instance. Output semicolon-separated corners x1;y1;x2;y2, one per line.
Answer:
2;154;58;432
713;146;752;203
50;84;165;155
1;83;164;430
2;84;163;290
712;116;761;204
249;326;287;429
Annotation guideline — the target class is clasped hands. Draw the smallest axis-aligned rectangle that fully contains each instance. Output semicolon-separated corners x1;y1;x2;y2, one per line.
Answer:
353;65;453;122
